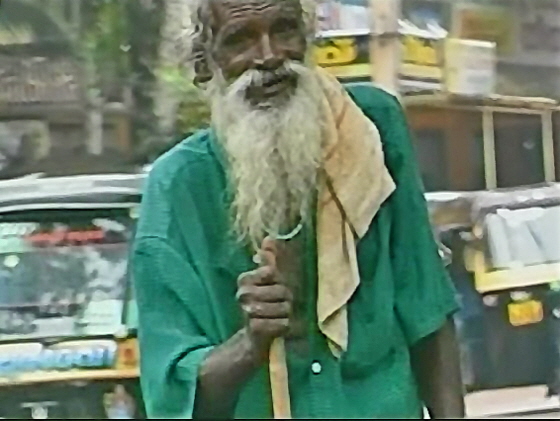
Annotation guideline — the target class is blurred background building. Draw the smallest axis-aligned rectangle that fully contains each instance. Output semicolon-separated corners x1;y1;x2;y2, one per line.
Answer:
0;0;558;187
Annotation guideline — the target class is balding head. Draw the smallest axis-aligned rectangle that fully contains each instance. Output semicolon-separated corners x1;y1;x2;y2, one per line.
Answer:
190;0;316;100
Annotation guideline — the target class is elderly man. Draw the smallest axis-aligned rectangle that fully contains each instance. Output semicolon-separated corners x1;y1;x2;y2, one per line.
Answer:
132;0;464;419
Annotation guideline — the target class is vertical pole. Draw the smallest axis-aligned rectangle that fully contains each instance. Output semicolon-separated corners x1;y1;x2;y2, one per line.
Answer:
542;110;556;182
482;109;497;189
370;0;402;97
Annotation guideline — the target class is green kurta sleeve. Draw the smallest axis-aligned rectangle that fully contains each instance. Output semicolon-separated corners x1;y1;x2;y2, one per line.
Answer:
132;134;252;418
382;95;459;346
133;236;215;419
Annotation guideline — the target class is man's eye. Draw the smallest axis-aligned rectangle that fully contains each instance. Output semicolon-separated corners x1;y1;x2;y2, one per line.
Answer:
272;18;300;36
222;27;258;50
223;33;247;47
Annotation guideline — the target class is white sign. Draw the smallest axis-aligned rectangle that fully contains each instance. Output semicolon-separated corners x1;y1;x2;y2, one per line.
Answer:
445;38;497;97
317;0;370;34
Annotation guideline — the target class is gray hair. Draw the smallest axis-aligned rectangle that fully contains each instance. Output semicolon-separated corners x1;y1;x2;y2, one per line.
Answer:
183;0;317;85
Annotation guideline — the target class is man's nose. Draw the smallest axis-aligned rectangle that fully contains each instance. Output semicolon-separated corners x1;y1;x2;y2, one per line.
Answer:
253;34;283;70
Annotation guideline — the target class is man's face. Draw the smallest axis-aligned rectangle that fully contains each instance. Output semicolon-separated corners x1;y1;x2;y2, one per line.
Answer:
209;0;307;107
204;0;323;248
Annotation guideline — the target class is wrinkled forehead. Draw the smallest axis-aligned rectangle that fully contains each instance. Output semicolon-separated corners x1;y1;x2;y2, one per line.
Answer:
209;0;303;29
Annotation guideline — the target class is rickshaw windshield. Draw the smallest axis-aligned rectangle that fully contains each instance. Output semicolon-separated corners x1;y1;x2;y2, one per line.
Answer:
483;205;560;270
0;208;134;342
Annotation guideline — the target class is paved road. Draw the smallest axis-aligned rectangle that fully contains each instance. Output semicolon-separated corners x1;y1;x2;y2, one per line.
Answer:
483;409;560;419
466;386;560;419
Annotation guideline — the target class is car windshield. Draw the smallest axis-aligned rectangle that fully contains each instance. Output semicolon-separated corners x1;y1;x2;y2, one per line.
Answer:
0;209;133;341
484;205;560;270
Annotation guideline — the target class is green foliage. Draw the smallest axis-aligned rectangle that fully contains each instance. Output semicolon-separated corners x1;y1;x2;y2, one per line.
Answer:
157;65;211;135
81;0;210;141
176;94;212;137
7;0;210;160
81;0;131;88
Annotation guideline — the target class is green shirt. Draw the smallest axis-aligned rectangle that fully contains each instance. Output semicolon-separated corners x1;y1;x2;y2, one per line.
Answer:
132;84;459;419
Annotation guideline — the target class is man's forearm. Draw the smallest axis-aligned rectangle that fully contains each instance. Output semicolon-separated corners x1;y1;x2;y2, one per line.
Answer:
410;317;465;419
193;328;267;419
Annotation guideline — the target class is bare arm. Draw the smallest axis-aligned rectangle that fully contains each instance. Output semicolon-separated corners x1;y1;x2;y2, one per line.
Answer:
194;238;291;419
410;317;465;419
193;328;267;418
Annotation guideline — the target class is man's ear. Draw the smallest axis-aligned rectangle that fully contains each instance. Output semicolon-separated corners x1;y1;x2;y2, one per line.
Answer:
193;51;213;85
192;3;215;86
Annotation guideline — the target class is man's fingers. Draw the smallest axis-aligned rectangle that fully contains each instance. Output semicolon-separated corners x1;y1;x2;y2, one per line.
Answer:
236;284;292;304
242;302;291;319
237;267;275;287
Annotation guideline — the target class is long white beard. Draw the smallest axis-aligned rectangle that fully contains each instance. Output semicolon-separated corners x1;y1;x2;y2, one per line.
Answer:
208;62;325;248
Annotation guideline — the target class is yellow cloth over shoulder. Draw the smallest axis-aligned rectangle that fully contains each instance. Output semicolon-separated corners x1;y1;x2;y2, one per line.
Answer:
315;68;396;357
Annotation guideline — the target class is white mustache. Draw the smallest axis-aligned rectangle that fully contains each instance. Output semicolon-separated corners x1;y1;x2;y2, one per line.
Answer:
225;61;309;99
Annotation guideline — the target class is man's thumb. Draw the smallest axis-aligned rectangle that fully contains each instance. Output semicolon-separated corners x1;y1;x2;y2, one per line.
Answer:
259;236;277;267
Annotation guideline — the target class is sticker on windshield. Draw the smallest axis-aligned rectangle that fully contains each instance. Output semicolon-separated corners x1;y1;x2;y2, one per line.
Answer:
0;214;133;341
129;206;139;220
3;255;19;269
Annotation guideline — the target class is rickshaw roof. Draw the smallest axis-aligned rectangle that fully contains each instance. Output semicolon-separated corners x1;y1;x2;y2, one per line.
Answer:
403;92;559;111
0;173;146;214
424;191;477;230
470;182;560;222
425;183;560;228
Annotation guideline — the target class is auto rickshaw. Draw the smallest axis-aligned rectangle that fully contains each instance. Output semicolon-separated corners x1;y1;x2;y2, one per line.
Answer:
426;184;560;392
465;183;560;391
0;173;146;419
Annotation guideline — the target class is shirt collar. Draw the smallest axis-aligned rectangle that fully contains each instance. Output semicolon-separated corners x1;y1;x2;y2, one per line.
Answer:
207;126;228;171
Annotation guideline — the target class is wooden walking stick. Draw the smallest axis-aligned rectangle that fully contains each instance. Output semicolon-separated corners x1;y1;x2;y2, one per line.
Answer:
255;238;294;419
269;337;292;419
